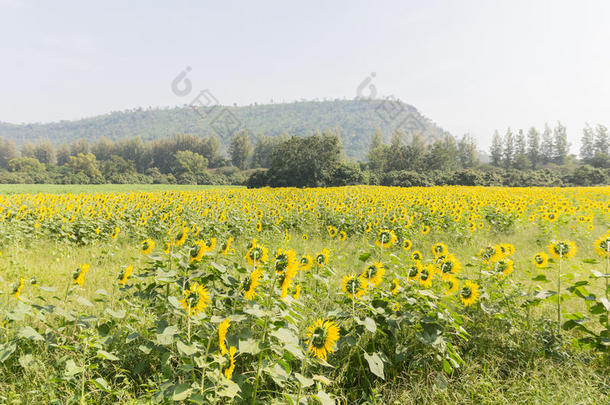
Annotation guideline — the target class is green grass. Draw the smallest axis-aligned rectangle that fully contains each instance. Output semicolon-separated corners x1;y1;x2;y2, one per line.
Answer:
0;183;241;194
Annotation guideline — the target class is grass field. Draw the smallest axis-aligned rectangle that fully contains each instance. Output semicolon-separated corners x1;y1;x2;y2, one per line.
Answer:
0;185;609;404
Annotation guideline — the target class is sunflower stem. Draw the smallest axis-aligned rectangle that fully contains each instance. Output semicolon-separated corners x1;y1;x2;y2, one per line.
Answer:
200;334;213;395
557;254;562;334
251;274;276;405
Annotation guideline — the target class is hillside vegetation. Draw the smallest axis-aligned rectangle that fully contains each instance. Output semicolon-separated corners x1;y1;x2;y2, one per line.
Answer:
0;100;449;160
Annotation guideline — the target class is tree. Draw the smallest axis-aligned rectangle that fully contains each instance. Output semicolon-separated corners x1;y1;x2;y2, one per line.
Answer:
21;141;36;158
229;130;252;170
515;130;526;156
33;140;56;165
458;134;479;168
8;156;45;173
425;135;460;172
101;155;136;180
526;127;540;169
540;124;554;164
267;133;342;187
490;130;503;167
70;139;89;156
69;153;102;179
552;122;569;165
367;127;387;172
0;139;18;169
174;150;208;175
56;144;71;166
502;128;514;168
594;124;609;156
251;134;276;169
580;124;595;163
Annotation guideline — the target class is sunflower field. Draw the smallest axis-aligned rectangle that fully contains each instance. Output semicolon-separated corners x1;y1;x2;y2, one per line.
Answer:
0;185;609;404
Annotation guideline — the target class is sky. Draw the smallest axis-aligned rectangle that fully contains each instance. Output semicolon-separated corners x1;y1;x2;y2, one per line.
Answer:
1;0;609;149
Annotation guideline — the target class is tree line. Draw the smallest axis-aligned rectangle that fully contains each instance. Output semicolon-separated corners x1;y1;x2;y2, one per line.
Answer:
0;121;608;187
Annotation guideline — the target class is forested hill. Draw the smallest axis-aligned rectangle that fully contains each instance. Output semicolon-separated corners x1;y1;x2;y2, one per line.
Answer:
0;99;450;160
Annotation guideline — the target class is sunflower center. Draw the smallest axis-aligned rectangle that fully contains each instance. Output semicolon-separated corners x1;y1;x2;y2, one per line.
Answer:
250;247;263;261
408;266;418;277
420;269;429;281
535;255;543;264
461;286;472;299
346;277;361;294
316;254;325;264
365;265;378;278
311;327;328;348
275;254;288;271
441;261;453;273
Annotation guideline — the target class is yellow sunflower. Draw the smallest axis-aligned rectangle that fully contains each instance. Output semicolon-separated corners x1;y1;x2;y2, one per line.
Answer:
406;262;421;281
418;264;435;288
494;259;514;277
338;230;347;241
391;278;400;295
299;254;313;271
547;240;577;260
273;249;298;274
189;241;206;262
72;264;90;286
361;262;385;287
118;265;133;285
246;244;269;266
431;242;448;257
179;282;211;317
111;226;120;240
460;280;480;307
401;239;413;252
243;267;263;301
224;346;237;379
532;252;549;268
174;227;189;247
421;224;430;235
315;249;330;267
306;319;340;360
327;225;338;238
220;237;234;255
12;277;25;299
341;274;368;299
375;229;397;249
443;274;459;295
218;318;230;355
593;233;610;257
438;254;462;280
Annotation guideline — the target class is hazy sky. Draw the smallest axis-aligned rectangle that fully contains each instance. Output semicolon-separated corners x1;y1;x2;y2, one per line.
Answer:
1;0;609;149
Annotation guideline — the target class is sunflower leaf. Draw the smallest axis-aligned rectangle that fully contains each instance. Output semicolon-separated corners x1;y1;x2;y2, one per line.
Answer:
363;352;385;379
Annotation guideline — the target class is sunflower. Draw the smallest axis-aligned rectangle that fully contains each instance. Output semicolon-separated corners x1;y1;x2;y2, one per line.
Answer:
279;268;298;298
306;319;340;360
111;226;120;240
174;227;189;247
243;267;263;301
544;212;558;222
401;239;413;252
72;264;90;286
338;230;347;241
163;241;171;254
220;237;234;255
341;274;368;299
375;229;397;249
302;234;309;241
365;222;372;233
431;242;448;257
189;241;206;262
299;254;313;271
438;254;462;280
411;250;423;262
12;277;25;299
361;262;385;287
421;224;430;235
327;225;338;238
201;237;217;253
224;346;237;379
246;244;269;266
532;252;549;268
273;249;298;274
406;262;421;280
443;274;459;295
547;240;577;260
391;278;400;295
218;318;230;355
477;245;500;263
460;280;480;307
494;259;514;277
256;221;262;232
315;249;330;267
118;265;133;285
179;282;211;317
418;264;435;288
593;233;610;257
293;284;301;300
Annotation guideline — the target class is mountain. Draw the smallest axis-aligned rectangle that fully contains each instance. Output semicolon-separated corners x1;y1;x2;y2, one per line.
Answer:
0;99;451;160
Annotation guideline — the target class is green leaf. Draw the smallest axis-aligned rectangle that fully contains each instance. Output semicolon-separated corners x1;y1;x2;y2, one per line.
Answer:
533;290;556;300
531;274;549;282
156;325;179;345
363;352;385;379
171;383;192;401
294;372;314;387
314;390;335;405
64;359;83;377
238;338;260;355
19;326;44;341
600;297;610;312
177;340;198;356
313;375;332;385
0;343;16;363
92;377;110;391
358;252;371;262
271;328;299;346
363;317;376;333
105;308;126;319
76;296;93;307
97;350;119;361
